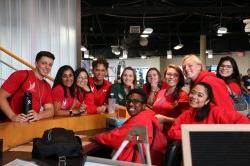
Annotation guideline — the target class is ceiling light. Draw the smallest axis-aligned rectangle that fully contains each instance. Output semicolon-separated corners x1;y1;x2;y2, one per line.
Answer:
140;34;149;38
81;46;87;52
174;43;184;50
111;46;121;55
217;33;223;37
83;50;89;58
89;55;94;59
142;28;153;34
122;49;128;59
243;19;250;32
207;50;213;59
141;55;147;59
139;37;148;47
217;27;227;34
167;50;172;59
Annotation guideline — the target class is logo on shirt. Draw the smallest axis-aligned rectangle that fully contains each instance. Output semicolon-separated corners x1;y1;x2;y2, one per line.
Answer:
103;89;107;93
27;81;36;92
61;99;67;109
118;93;124;100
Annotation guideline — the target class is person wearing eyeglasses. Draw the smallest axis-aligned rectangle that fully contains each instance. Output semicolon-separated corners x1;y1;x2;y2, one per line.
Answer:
152;64;189;138
95;88;167;165
74;67;97;114
182;54;235;112
216;56;242;96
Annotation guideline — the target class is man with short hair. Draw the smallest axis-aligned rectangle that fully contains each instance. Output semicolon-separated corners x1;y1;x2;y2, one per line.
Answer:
0;51;55;122
89;58;112;113
241;68;250;104
95;88;167;165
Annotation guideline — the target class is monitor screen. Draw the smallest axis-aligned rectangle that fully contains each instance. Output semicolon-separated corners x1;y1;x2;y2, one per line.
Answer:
182;124;250;166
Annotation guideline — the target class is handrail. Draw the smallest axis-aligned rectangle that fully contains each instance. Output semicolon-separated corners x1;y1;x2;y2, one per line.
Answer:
0;59;18;71
0;45;54;81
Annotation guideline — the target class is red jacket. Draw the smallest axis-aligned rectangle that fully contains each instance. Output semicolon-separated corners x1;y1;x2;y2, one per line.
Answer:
95;109;167;165
191;70;235;112
75;90;97;114
227;82;242;95
89;77;112;106
142;81;169;97
168;104;250;141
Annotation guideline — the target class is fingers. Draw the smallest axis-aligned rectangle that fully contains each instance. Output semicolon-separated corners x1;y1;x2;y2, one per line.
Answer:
15;114;28;123
27;110;39;122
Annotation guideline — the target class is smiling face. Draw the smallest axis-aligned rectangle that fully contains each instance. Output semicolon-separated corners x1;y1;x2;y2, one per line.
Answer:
62;69;74;88
93;64;107;82
126;93;145;117
165;67;179;87
122;69;135;87
182;58;202;81
147;69;160;84
189;84;210;109
218;60;233;78
76;71;88;88
35;56;54;78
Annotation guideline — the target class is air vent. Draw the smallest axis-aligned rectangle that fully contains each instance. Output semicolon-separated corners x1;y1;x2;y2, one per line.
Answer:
129;26;140;34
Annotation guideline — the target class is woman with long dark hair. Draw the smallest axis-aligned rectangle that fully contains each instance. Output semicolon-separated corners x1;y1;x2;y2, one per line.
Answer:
216;56;242;95
168;82;249;141
152;64;189;137
75;67;97;114
52;65;79;116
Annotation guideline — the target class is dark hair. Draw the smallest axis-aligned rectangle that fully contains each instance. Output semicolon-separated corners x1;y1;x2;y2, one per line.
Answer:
145;67;162;92
92;58;109;70
121;67;137;86
74;67;90;100
216;56;241;86
193;82;214;121
164;64;185;101
127;88;147;104
35;51;55;62
53;65;75;97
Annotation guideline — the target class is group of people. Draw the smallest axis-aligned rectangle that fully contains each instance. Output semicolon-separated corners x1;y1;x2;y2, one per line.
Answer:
0;51;250;165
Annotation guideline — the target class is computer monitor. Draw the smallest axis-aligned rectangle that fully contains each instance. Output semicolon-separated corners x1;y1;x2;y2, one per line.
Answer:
182;124;250;166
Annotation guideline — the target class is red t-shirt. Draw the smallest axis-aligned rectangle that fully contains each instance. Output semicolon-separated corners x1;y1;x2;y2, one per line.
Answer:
52;85;75;111
2;70;52;114
89;77;112;106
76;89;97;114
152;88;189;135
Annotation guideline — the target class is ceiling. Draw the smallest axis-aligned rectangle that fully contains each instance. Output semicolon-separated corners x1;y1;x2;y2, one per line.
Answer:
81;0;250;59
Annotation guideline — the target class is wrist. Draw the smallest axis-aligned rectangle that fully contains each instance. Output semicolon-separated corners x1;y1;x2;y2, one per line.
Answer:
68;109;73;116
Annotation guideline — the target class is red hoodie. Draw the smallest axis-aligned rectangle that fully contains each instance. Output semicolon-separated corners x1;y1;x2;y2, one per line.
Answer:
191;70;235;112
96;109;167;166
168;104;250;141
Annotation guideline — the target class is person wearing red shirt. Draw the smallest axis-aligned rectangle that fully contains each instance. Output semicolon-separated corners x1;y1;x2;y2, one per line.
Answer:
168;82;250;141
216;56;242;95
0;51;55;122
74;67;97;114
95;89;167;165
153;64;189;137
143;67;168;107
182;54;235;112
89;58;112;113
52;65;80;116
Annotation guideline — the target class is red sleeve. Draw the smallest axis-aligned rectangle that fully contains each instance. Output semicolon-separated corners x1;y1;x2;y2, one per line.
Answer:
212;106;250;124
51;85;64;103
167;110;194;140
1;70;27;94
228;82;242;95
84;93;97;114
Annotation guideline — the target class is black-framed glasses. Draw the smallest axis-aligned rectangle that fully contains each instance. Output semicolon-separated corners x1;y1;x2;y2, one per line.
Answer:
219;65;232;69
126;99;144;105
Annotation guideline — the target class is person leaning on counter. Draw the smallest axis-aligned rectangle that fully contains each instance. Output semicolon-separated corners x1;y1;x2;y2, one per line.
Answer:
95;88;167;166
0;51;55;122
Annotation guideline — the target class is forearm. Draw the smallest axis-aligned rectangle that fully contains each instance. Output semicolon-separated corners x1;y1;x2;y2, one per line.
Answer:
38;107;54;119
156;114;175;123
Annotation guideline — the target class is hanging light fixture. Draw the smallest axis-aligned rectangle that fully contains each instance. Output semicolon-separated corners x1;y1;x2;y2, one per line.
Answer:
174;33;184;50
206;50;213;59
167;50;172;59
83;50;89;58
141;14;153;38
217;8;227;35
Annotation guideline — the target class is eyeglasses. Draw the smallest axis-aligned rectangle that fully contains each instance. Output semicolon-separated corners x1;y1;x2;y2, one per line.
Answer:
126;99;144;105
219;65;232;69
165;73;179;78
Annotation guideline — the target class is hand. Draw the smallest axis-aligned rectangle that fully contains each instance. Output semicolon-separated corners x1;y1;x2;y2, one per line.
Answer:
79;102;87;114
97;105;107;113
150;80;159;92
27;110;40;122
11;113;28;123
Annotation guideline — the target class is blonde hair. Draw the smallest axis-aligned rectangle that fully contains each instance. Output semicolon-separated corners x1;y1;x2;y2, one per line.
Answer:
182;54;205;70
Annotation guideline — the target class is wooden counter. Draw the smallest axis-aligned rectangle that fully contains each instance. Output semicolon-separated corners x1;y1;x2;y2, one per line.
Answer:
0;113;110;151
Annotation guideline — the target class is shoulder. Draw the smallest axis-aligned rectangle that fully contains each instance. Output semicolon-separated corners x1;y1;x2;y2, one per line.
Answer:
52;85;64;93
104;79;112;86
